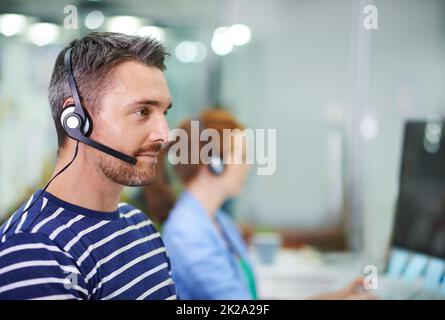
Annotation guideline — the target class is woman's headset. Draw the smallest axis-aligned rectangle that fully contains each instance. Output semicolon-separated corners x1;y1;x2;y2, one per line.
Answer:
194;117;225;176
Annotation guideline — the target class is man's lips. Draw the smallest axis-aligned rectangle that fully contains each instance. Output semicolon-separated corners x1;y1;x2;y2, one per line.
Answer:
135;143;162;163
136;153;158;157
136;152;159;162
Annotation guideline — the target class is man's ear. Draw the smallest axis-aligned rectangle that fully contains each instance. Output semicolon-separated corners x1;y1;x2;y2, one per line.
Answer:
62;97;75;109
60;96;93;137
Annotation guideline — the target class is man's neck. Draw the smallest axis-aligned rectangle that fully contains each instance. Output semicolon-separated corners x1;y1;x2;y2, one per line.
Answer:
46;146;123;213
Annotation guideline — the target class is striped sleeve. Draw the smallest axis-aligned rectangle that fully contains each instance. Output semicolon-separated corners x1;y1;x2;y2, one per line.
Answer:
0;232;88;300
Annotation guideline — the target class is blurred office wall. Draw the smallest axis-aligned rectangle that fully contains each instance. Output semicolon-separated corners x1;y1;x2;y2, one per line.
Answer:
363;0;445;266
219;0;354;230
213;0;445;266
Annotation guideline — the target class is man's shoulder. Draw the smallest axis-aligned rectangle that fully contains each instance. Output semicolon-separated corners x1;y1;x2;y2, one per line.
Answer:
0;228;73;262
0;193;71;254
0;193;58;240
117;202;139;213
117;202;163;235
117;202;151;221
1;192;98;257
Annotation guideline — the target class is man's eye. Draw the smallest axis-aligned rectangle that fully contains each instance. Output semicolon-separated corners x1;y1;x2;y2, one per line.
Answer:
136;108;149;117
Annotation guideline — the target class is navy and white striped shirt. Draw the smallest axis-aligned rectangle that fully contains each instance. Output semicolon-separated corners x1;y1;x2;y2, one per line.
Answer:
0;190;177;300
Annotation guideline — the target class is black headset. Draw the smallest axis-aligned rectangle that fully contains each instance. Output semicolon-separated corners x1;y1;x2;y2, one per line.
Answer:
194;117;225;176
1;47;138;235
61;48;137;165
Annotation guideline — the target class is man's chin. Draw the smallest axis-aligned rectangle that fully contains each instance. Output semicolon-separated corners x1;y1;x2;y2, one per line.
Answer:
124;176;155;187
122;169;157;186
104;168;156;187
97;154;157;187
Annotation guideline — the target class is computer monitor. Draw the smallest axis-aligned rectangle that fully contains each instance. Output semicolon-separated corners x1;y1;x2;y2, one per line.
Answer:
392;120;445;260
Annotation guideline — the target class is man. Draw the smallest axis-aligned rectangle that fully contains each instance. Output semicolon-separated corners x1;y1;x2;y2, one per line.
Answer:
0;32;176;300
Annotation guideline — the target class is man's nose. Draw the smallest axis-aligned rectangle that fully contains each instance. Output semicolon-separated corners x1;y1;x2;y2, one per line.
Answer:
149;112;170;143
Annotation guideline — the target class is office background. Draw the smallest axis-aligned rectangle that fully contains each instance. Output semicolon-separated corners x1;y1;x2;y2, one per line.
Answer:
1;0;445;271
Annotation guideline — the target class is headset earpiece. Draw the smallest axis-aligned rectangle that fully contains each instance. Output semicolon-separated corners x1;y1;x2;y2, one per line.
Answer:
60;105;91;136
208;156;225;176
57;48;137;165
195;117;225;176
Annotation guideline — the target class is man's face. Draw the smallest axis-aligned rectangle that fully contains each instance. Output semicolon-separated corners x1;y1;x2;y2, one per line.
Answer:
87;61;172;186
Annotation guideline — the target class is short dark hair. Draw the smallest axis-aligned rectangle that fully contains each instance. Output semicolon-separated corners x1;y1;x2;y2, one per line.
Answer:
48;32;169;149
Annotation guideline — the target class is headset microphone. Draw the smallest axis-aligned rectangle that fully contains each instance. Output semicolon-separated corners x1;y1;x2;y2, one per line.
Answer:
1;47;138;236
61;48;137;165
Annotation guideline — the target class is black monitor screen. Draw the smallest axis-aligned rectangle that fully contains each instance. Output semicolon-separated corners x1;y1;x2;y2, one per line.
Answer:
392;120;445;259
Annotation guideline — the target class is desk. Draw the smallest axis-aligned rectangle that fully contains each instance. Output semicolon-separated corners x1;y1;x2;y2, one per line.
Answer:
250;247;364;299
